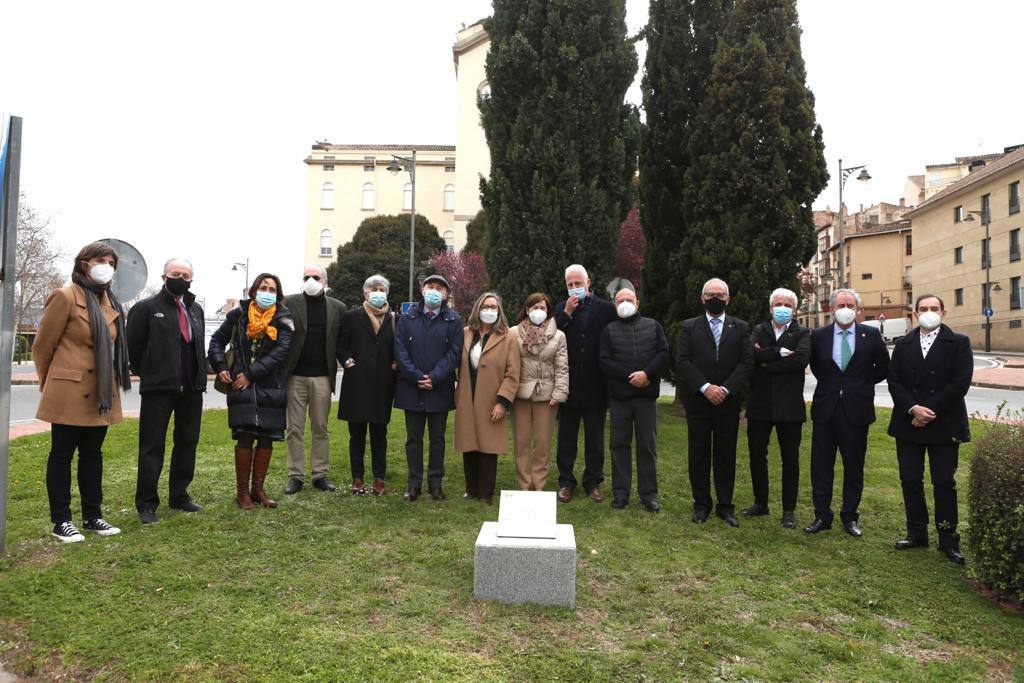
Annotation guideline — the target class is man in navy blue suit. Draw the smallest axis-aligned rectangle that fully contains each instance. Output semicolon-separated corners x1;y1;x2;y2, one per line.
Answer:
805;288;889;537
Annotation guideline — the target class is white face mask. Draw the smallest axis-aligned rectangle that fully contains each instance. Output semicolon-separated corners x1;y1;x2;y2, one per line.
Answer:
528;309;547;326
480;309;499;325
90;263;115;285
918;311;942;331
834;307;856;326
616;301;637;319
302;277;324;297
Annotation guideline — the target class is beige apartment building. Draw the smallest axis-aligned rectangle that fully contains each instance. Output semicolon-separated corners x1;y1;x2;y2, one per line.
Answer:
302;21;491;266
905;145;1024;351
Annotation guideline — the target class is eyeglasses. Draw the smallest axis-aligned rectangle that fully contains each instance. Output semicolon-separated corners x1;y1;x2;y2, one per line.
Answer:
303;275;323;282
703;293;727;300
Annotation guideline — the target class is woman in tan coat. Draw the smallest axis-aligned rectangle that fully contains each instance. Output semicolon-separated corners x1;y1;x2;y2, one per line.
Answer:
454;292;520;504
33;241;132;543
510;293;569;490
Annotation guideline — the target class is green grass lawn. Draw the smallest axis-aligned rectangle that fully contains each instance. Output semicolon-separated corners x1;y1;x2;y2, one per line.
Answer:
1;402;1021;682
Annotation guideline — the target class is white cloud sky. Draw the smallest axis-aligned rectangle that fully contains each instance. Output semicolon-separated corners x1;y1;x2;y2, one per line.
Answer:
4;0;1021;306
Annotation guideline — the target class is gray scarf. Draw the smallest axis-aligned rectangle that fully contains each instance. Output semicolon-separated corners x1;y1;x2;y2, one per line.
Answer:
73;276;131;413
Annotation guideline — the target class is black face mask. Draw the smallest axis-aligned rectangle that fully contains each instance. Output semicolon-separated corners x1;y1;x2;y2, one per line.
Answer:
704;297;727;315
165;277;191;296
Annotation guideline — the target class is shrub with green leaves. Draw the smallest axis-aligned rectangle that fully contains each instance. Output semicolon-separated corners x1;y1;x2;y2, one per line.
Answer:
965;414;1024;601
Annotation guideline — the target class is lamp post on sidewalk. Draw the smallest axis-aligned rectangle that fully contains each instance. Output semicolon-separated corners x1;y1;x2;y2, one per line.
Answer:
966;206;998;352
231;259;249;299
386;151;417;302
837;159;871;288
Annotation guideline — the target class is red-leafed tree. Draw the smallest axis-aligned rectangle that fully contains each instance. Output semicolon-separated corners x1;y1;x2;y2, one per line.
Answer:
428;250;489;318
613;207;645;297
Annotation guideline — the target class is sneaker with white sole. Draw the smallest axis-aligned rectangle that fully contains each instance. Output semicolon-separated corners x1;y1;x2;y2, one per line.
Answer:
83;518;121;536
52;521;85;543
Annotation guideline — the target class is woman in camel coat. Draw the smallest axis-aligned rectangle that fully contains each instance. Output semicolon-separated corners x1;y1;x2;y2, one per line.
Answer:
454;292;520;504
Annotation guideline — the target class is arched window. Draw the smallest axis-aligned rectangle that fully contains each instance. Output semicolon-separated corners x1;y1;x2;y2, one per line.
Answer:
478;81;491;99
443;230;455;253
443;184;455;211
319;229;333;257
403;182;413;211
361;182;375;210
321;182;334;210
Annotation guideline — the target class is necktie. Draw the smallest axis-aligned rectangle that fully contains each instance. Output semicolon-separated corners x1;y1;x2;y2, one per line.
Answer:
710;317;722;349
840;329;852;371
178;300;192;343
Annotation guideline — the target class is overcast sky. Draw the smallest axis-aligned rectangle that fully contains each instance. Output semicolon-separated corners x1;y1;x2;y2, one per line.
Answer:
4;0;1021;306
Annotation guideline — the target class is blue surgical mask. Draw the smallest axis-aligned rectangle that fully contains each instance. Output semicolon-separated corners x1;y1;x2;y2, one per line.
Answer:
422;289;443;309
255;291;277;309
772;306;793;325
368;291;388;309
568;287;586;299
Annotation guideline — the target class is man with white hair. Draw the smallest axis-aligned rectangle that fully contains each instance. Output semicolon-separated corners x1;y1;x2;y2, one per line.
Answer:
282;264;347;494
127;258;207;524
742;287;811;528
553;264;617;503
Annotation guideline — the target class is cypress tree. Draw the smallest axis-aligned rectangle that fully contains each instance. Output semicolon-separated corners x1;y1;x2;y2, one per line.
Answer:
480;0;638;309
679;0;828;325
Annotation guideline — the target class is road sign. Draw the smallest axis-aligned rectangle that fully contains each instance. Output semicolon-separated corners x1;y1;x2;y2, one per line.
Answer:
984;307;994;318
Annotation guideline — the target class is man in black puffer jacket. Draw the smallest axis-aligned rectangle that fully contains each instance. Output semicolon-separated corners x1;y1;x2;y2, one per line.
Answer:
598;288;669;512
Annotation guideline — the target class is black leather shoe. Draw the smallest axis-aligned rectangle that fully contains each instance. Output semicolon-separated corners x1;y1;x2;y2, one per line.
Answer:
611;497;628;509
404;487;421;502
717;510;739;527
312;477;338;492
284;477;304;495
781;511;797;529
939;545;966;565
691;509;709;524
139;510;158;525
642;499;660;513
803;517;832;534
169;500;203;513
843;520;863;538
428;487;446;501
741;504;769;517
895;537;929;550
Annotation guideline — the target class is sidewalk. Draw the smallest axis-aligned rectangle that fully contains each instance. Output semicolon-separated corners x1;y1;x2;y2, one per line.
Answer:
972;366;1024;390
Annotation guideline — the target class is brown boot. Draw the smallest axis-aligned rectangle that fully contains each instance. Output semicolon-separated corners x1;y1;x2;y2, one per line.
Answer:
234;446;256;510
251;446;278;508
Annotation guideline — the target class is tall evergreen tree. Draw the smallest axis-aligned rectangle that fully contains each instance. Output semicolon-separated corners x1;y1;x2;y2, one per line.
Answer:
678;0;827;325
638;0;731;336
480;0;638;309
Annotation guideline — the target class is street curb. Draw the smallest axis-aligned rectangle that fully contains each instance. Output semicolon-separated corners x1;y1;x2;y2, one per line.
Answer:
971;380;1024;391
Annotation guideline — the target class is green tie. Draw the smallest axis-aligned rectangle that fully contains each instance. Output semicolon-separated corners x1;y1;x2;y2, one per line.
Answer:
841;329;853;371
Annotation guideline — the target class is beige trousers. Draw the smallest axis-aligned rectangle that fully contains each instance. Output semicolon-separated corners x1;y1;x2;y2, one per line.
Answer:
512;399;558;491
286;375;332;480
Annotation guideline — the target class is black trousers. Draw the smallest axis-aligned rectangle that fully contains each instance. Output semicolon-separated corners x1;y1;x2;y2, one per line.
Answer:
47;424;108;524
556;405;606;492
686;404;740;514
135;390;204;513
609;397;658;502
810;406;868;523
463;451;498;500
349;421;388;480
404;410;447;490
747;419;802;511
896;440;960;545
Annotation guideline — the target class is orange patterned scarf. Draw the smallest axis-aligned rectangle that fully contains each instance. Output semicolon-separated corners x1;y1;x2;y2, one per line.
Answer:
247;302;278;340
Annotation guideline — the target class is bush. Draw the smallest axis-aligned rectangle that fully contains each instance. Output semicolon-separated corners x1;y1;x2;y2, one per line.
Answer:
965;412;1024;601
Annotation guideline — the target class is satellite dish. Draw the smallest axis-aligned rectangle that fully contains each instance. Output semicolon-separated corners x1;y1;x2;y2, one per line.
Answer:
98;238;148;302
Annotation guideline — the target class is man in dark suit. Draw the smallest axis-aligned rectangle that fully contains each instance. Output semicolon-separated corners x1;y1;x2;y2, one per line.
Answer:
554;264;618;503
887;294;972;564
675;278;753;526
743;287;811;529
805;288;889;537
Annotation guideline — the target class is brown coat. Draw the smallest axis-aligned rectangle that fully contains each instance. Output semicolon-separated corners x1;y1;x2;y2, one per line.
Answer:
33;284;124;426
510;320;569;403
454;326;521;455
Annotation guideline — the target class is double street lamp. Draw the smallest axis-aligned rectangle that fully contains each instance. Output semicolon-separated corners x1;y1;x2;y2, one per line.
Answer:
386;150;417;302
231;259;249;298
836;159;871;289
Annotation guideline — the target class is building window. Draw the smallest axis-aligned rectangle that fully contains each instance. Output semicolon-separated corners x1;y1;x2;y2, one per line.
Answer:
955;288;964;306
445;165;455;173
905;234;912;256
323;164;335;172
1011;276;1022;310
1011;319;1023;329
443;184;455;211
319;229;333;258
321;182;334;210
361;182;375;210
954;246;963;264
904;265;912;288
1011;228;1021;262
954;205;963;222
445;157;455;173
982;283;991;309
402;183;413;211
905;290;913;307
363;156;376;172
443;230;455;253
324;155;335;160
982;237;991;267
861;273;873;280
478;81;491;99
1010;181;1020;215
981;193;991;223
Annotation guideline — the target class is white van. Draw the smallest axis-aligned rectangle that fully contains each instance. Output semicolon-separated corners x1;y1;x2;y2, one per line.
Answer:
862;317;908;343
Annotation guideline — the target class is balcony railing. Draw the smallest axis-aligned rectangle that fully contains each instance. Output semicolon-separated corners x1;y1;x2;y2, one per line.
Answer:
902;277;912;289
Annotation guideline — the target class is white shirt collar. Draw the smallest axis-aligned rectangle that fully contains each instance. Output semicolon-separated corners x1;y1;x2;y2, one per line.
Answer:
706;312;725;323
835;323;854;336
921;326;940;340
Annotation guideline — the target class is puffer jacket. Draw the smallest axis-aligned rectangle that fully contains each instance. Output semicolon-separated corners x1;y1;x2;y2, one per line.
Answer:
510;319;569;403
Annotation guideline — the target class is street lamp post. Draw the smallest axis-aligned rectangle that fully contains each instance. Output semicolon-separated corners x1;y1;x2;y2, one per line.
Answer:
232;258;250;299
879;292;891;337
966;208;994;351
386;150;417;302
836;158;871;289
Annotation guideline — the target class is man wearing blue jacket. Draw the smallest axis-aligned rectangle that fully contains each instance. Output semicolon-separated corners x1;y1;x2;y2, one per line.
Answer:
393;274;464;501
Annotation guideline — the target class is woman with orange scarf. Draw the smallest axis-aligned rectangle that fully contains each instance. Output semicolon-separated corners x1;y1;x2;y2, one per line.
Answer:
208;273;294;509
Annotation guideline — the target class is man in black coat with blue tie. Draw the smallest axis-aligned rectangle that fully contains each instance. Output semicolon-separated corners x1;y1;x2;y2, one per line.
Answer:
887;294;972;564
805;288;889;537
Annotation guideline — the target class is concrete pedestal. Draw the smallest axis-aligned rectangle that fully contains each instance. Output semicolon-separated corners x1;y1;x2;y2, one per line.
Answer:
473;521;576;608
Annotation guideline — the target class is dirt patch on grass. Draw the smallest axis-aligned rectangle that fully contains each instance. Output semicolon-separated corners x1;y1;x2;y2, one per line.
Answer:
875;615;911;630
5;539;62;572
882;641;955;663
0;619;107;681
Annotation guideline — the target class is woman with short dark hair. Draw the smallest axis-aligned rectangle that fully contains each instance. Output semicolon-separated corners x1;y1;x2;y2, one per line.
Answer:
33;241;132;542
208;273;293;509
